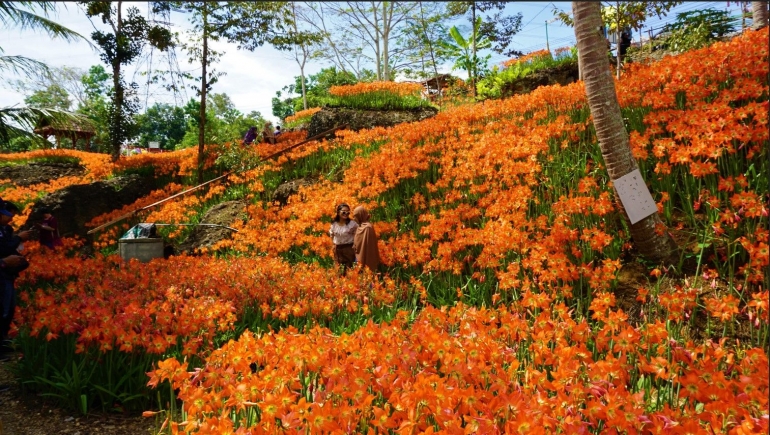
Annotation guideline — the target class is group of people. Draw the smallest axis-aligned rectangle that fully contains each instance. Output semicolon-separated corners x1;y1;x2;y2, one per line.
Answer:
243;123;282;145
329;203;380;274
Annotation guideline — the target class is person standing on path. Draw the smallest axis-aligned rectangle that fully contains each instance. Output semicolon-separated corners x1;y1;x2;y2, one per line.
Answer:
36;207;62;250
243;126;258;145
352;206;380;272
329;203;358;274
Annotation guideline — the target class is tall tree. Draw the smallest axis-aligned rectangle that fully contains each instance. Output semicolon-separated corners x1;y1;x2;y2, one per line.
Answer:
398;1;449;82
301;2;419;81
173;1;225;183
294;2;356;78
572;1;677;263
81;1;174;161
174;1;304;182
326;2;419;81
753;1;769;29
287;2;324;110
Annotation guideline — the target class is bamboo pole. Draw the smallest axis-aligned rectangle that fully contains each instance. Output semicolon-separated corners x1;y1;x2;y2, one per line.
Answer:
153;223;239;232
87;124;347;235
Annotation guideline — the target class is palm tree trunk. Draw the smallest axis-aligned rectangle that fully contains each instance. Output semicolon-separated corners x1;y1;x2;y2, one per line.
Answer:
753;1;769;29
615;1;621;79
572;1;677;263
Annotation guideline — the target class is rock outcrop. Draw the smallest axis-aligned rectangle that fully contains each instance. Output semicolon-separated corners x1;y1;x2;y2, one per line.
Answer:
22;175;157;238
500;62;579;98
306;106;439;139
177;200;246;253
0;162;85;186
272;178;314;206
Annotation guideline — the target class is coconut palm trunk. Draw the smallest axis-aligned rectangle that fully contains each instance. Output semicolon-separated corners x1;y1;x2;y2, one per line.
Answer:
753;2;769;29
572;1;678;263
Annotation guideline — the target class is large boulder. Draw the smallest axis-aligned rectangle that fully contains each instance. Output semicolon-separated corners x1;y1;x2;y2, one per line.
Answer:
272;178;314;206
177;200;246;254
22;174;158;238
500;62;579;97
0;162;85;186
306;107;438;139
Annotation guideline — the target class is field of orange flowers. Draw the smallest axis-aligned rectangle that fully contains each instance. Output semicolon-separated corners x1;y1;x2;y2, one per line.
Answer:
2;29;768;434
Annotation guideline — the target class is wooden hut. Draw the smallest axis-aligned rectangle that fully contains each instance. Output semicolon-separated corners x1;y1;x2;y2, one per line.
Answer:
419;74;459;100
34;117;97;151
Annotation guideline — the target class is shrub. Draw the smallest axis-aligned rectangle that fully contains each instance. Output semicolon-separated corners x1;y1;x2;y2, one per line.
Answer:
477;46;578;100
326;81;433;110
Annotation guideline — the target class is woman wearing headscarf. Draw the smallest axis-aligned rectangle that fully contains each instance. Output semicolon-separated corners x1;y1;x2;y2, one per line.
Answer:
329;203;358;273
243;126;257;145
352;206;380;271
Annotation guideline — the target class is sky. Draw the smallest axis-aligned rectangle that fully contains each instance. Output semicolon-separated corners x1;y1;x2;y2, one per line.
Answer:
0;1;742;124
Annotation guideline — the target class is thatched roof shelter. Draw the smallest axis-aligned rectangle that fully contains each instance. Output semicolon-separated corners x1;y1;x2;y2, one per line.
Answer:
34;117;97;150
421;74;456;92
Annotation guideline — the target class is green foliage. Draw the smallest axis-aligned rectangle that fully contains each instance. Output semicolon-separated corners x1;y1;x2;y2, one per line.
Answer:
476;47;578;100
553;1;683;31
177;94;265;148
3;135;44;152
446;1;523;57
14;331;161;414
135;103;186;150
274;67;364;115
23;83;72;110
655;9;739;53
75;65;111;153
447;1;523;56
438;17;492;84
327;92;434;111
272;90;295;120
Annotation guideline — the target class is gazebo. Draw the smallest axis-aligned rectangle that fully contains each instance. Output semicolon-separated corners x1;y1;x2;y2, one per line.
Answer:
419;74;458;100
34;117;97;151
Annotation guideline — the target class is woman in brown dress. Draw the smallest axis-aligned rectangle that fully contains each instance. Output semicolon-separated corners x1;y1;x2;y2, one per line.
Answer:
352;206;380;272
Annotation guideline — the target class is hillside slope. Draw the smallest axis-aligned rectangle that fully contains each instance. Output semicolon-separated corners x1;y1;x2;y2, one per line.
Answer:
1;29;767;433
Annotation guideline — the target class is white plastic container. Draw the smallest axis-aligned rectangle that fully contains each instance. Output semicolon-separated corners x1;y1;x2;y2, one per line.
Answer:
119;238;164;262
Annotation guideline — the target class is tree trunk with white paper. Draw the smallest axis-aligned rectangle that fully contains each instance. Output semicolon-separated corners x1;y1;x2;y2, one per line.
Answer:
572;1;678;263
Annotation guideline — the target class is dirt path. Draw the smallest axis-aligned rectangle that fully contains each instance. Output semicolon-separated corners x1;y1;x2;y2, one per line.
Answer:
0;357;155;435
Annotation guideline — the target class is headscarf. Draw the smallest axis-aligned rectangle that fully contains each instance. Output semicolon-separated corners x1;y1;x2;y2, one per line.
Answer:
243;127;257;144
352;206;380;271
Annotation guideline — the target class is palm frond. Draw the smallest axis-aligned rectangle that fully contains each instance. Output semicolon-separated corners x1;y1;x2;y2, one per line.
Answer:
0;1;86;44
0;55;50;78
0;106;89;143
